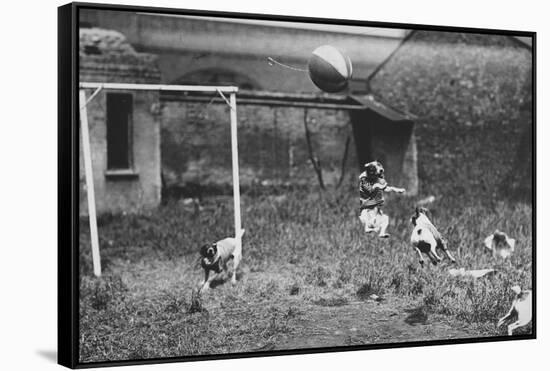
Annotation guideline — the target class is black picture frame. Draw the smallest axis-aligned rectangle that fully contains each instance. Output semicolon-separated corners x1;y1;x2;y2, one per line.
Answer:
58;2;536;368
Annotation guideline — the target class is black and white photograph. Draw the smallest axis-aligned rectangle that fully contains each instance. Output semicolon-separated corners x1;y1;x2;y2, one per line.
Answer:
58;2;534;367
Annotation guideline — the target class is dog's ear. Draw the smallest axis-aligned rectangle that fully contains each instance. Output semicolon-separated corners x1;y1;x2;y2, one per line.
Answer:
199;244;209;256
414;206;420;216
419;207;431;219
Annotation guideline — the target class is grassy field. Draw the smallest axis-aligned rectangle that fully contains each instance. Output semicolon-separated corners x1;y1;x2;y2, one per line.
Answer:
78;186;532;363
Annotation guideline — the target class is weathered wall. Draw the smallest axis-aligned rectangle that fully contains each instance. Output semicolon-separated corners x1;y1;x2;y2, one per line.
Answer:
79;28;162;215
161;102;355;191
79;28;161;83
79;90;162;215
160;99;418;195
79;9;406;93
369;31;532;199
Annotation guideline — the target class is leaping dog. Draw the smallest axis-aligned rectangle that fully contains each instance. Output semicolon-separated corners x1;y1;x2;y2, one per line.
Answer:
410;207;456;266
358;161;405;238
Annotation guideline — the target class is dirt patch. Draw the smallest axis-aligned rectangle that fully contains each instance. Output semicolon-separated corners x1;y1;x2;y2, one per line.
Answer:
270;296;478;351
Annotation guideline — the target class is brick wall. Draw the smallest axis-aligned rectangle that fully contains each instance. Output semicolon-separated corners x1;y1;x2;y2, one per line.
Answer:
160;101;357;192
160;96;418;196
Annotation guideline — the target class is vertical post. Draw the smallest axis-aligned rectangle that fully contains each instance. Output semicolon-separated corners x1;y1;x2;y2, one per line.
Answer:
79;89;102;277
229;93;242;251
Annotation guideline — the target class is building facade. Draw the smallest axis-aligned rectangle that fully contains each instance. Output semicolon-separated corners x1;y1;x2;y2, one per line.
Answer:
78;11;422;215
160;91;418;196
79;28;162;215
79;9;406;93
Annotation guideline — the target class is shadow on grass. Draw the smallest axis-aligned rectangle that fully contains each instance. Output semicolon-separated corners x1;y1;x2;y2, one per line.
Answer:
208;270;245;289
404;306;429;326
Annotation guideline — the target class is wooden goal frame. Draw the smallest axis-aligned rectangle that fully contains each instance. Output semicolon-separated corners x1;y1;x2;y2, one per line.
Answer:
79;82;241;277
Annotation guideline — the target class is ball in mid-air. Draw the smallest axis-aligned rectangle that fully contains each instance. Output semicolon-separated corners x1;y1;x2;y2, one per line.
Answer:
308;45;353;93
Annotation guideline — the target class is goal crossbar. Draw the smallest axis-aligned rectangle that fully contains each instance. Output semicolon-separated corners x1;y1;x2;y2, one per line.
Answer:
79;82;242;277
79;82;239;93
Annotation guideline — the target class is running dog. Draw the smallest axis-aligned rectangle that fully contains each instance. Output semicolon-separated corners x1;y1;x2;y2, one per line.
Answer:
410;207;456;266
199;229;245;293
358;161;405;238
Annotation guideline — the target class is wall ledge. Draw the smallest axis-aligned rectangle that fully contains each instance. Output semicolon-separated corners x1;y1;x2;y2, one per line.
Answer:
105;169;140;179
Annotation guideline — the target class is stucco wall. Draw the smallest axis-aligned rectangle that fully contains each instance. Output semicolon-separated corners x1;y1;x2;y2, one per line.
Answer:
79;9;406;93
79;27;162;215
79;90;162;215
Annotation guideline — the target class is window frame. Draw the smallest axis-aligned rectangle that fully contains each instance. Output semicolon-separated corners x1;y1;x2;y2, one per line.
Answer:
104;91;138;178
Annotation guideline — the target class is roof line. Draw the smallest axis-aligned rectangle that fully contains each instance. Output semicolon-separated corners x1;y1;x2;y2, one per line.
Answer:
349;94;417;121
136;12;408;38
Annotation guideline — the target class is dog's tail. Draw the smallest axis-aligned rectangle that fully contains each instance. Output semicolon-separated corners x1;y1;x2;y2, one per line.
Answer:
237;228;246;239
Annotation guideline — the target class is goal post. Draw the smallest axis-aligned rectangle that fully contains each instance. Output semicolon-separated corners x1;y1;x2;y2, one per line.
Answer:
79;89;101;277
78;83;241;277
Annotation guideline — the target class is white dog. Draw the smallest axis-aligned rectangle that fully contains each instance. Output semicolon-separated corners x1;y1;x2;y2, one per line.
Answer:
199;229;245;293
410;207;456;266
484;230;515;259
497;285;532;335
359;208;391;237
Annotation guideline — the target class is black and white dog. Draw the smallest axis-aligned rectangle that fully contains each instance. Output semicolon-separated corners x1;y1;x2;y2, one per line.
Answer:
497;285;532;335
410;207;456;266
199;229;245;293
484;230;516;259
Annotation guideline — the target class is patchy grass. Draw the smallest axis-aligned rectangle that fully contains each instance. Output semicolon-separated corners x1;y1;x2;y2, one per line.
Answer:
79;189;532;363
313;296;349;307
